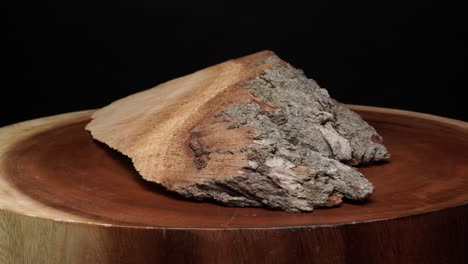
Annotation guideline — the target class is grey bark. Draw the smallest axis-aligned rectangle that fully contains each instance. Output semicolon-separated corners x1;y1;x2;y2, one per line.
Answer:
176;59;390;212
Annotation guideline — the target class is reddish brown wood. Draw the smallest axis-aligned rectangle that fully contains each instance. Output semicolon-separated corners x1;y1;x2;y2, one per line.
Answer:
1;106;467;263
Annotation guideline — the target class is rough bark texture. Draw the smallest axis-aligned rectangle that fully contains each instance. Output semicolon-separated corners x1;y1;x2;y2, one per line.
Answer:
86;51;390;212
177;58;389;212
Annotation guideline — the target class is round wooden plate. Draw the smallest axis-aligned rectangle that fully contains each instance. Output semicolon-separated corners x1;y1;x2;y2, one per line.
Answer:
1;105;467;263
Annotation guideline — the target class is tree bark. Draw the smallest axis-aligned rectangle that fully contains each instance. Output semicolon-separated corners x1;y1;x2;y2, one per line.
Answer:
86;51;390;211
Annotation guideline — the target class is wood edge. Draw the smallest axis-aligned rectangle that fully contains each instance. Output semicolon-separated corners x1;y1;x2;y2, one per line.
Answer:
2;198;467;231
1;205;466;264
0;110;96;132
347;104;468;130
0;106;467;229
0;110;97;224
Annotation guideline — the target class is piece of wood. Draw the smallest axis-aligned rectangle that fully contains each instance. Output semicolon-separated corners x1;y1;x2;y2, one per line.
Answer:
86;51;390;211
0;106;467;263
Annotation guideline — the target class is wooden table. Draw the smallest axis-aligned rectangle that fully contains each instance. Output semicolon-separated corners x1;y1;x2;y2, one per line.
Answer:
1;105;467;263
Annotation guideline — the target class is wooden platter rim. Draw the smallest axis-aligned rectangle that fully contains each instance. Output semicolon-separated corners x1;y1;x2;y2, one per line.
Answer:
349;104;468;130
2;201;468;231
0;105;467;230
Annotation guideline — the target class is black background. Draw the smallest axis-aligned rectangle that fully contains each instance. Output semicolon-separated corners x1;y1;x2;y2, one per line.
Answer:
4;2;467;127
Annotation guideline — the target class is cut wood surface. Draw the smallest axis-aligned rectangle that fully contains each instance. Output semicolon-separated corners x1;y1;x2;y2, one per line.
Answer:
1;106;467;263
86;51;390;211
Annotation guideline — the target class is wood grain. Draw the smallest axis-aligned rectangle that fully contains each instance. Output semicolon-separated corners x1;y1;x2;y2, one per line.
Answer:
85;51;274;190
1;106;467;263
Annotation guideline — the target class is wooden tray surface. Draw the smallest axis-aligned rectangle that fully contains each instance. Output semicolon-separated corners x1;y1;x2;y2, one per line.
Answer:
1;105;466;263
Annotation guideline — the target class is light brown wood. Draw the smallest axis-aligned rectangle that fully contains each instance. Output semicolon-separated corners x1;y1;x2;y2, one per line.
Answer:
0;106;467;263
85;51;274;189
